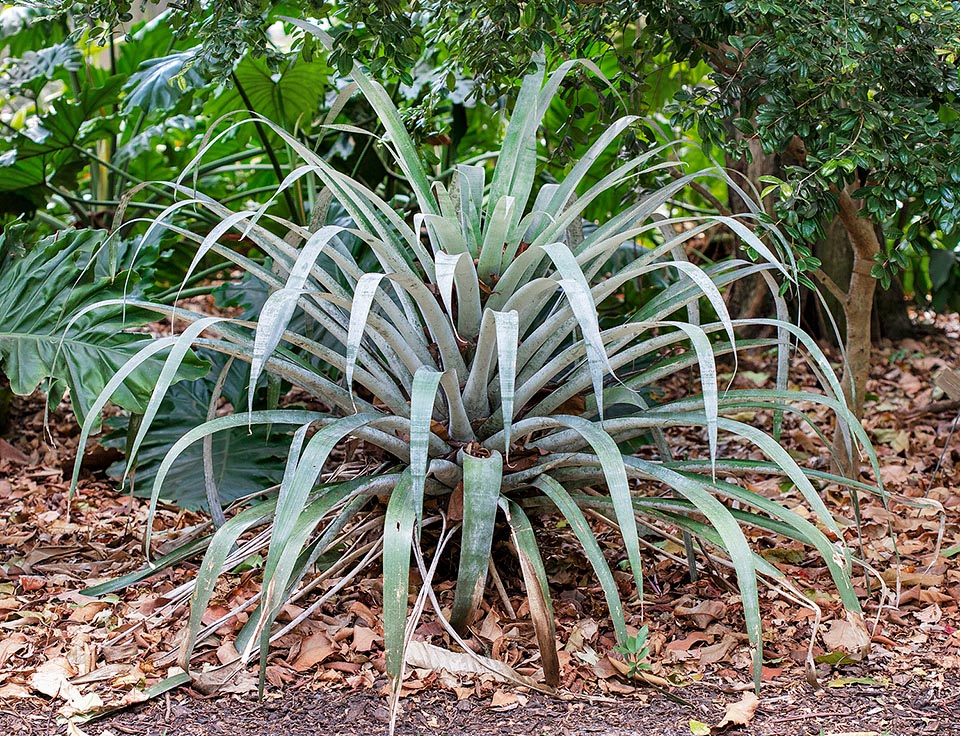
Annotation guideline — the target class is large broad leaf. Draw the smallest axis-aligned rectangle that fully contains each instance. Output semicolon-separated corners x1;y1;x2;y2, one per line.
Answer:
105;355;290;510
209;55;330;129
0;226;206;423
0;9;67;58
0;41;80;96
928;247;958;292
0;77;124;196
124;48;206;114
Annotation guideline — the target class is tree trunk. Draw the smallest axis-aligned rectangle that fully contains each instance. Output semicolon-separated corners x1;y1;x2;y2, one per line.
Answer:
831;188;881;476
872;270;913;341
809;216;851;343
724;138;779;324
808;217;913;345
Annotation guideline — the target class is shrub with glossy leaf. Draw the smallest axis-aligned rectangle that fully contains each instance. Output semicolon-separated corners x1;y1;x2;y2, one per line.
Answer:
77;33;883;699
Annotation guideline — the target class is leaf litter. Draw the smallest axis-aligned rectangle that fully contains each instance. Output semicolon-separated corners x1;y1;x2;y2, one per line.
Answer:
0;313;958;734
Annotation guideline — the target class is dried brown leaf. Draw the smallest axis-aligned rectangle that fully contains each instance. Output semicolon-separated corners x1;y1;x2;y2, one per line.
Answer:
822;616;871;660
352;625;381;653
0;633;27;667
881;569;945;587
30;657;76;698
67;602;109;623
697;635;739;666
289;631;336;672
716;691;759;729
489;689;526;710
0;683;31;699
190;660;254;695
675;600;726;629
914;603;943;624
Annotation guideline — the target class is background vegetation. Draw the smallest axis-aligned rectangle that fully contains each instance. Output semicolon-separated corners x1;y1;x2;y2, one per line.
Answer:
0;0;957;721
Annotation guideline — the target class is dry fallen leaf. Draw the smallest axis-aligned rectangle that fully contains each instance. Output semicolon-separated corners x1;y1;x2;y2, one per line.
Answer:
67;601;110;623
58;690;104;719
697;635;739;666
190;660;253;695
914;603;943;625
489;689;526;710
352;625;381;653
0;438;31;464
822;617;871;660
880;569;945;588
0;683;31;699
65;721;93;736
665;632;711;653
289;631;336;672
716;691;759;729
404;640;542;690
30;657;76;698
0;633;27;667
675;600;726;629
18;575;46;591
605;656;672;688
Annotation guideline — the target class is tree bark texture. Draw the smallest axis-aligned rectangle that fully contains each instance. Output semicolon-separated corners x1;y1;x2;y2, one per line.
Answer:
807;218;912;345
831;188;882;476
723;137;780;327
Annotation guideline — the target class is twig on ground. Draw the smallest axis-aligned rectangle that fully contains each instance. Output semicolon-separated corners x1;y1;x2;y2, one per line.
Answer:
768;709;853;723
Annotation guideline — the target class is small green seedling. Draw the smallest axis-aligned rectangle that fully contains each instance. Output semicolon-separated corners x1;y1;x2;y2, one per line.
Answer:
613;624;652;678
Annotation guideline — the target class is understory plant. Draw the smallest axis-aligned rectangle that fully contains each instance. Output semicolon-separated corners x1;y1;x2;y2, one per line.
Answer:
0;224;206;424
76;25;884;707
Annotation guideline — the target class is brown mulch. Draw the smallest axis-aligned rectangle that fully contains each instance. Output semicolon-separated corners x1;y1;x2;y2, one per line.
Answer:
1;312;959;735
2;673;957;735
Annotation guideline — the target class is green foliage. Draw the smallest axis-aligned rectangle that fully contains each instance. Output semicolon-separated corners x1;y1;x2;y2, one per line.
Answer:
0;224;205;424
884;228;960;312
123;49;206;114
76;46;881;700
0;9;338;233
0;76;124;211
210;53;330;128
657;0;960;248
52;0;279;77
0;11;205;225
49;1;960;310
0;6;67;57
613;624;651;677
103;353;290;510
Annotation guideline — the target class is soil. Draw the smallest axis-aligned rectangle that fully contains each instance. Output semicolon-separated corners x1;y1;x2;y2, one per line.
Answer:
1;313;959;736
3;673;958;736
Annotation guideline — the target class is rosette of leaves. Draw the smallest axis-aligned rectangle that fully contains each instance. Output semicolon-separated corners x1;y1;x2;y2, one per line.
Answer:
75;29;883;705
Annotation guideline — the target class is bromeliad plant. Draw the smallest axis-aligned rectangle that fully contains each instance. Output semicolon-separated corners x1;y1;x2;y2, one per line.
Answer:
76;25;883;703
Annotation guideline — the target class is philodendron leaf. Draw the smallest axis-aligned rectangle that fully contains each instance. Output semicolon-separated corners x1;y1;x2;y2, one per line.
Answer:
104;355;289;510
0;226;206;424
0;77;124;195
210;54;329;128
124;48;205;114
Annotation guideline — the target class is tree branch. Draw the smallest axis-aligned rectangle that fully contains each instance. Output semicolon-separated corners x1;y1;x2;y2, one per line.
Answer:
834;186;881;262
812;267;848;306
667;167;732;217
